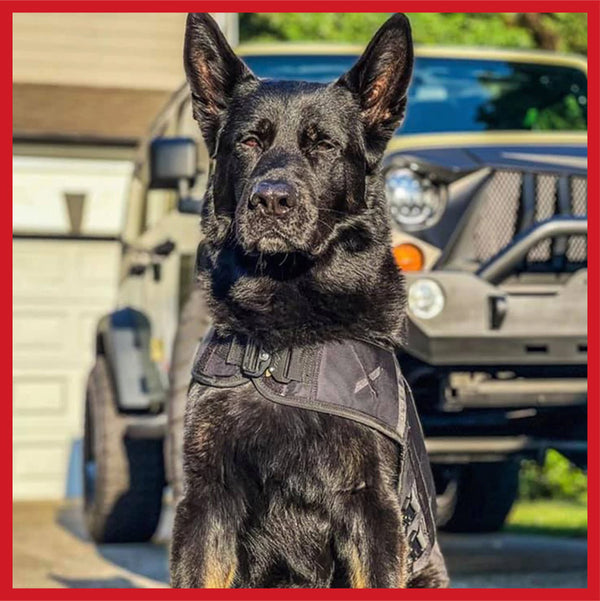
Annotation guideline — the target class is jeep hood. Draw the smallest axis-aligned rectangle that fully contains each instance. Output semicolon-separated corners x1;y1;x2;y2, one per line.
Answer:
385;132;587;178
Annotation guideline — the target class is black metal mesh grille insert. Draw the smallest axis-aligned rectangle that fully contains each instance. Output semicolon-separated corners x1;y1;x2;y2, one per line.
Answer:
473;172;521;262
527;174;556;263
568;177;587;262
473;170;587;269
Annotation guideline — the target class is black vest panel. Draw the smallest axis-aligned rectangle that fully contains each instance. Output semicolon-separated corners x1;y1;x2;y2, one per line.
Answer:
191;328;438;575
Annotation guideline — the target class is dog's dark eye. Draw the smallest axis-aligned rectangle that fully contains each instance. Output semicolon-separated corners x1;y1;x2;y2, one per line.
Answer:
240;136;261;149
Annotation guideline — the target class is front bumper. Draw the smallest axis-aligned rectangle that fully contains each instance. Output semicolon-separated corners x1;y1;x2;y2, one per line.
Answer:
404;268;587;367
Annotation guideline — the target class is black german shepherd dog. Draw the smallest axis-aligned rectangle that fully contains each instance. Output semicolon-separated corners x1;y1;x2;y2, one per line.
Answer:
171;13;448;588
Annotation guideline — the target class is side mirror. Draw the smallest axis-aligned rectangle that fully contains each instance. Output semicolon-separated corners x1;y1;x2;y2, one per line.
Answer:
149;137;197;189
149;137;203;214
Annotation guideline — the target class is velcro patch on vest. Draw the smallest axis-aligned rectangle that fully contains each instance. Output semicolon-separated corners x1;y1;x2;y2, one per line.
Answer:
315;341;405;435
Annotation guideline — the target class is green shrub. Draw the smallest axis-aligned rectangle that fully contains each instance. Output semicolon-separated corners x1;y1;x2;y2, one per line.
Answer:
519;449;587;504
239;13;587;55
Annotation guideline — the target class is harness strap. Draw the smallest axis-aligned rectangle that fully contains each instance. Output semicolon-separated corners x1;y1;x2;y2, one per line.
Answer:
269;347;307;383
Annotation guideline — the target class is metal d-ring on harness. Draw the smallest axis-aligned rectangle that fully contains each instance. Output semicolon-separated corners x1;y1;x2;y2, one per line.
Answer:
190;328;445;579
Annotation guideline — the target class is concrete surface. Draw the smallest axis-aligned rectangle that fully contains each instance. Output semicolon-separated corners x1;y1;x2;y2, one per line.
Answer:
13;501;587;589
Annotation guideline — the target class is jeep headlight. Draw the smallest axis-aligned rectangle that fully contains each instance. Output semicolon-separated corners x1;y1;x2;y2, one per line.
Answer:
385;168;444;230
408;278;445;320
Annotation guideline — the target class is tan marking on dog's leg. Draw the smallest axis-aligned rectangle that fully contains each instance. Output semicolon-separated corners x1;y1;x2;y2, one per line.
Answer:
223;563;236;588
203;556;237;588
397;539;409;588
348;545;369;588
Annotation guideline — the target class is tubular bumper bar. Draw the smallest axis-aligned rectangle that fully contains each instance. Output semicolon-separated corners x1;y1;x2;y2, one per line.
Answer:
477;217;587;284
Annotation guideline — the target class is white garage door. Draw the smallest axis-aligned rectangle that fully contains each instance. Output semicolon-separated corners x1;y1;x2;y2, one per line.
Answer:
13;154;131;499
13;239;121;499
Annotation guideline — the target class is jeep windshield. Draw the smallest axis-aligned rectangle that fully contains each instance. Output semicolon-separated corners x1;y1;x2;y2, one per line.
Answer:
243;55;588;134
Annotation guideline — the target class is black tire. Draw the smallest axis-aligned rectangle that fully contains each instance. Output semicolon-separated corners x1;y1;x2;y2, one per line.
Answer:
434;461;520;533
166;284;211;503
83;356;165;543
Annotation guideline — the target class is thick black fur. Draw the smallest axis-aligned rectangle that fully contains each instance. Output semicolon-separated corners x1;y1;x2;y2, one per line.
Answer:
171;13;448;588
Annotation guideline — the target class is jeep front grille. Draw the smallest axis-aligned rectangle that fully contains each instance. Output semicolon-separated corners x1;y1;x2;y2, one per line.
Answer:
569;176;587;263
473;170;588;269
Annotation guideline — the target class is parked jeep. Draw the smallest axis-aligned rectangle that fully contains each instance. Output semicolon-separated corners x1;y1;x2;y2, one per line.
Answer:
83;45;587;542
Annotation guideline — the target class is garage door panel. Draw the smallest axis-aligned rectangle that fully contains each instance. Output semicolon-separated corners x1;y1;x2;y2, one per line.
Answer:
14;441;67;478
13;309;104;369
13;240;120;303
13;311;69;351
13;440;70;500
13;247;67;293
13;369;87;436
13;375;67;414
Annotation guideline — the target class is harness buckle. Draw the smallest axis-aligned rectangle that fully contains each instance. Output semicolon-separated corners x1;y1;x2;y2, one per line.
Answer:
241;339;271;378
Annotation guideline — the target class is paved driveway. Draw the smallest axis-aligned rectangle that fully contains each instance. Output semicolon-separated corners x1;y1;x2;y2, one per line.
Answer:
13;501;587;589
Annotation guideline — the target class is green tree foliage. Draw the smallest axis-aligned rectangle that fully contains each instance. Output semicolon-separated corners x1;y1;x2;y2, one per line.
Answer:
519;449;587;504
407;13;533;49
240;12;390;44
239;13;587;55
475;63;587;131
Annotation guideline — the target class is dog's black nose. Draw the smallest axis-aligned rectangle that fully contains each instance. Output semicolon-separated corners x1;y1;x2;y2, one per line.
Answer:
249;180;297;217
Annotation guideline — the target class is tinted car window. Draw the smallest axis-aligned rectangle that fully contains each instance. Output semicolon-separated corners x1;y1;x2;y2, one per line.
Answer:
244;54;356;83
243;55;587;133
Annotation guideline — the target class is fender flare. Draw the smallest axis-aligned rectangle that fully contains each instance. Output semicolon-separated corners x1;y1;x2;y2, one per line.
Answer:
95;307;165;413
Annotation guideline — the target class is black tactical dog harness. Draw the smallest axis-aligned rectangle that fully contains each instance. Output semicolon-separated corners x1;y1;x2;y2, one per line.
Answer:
191;328;441;577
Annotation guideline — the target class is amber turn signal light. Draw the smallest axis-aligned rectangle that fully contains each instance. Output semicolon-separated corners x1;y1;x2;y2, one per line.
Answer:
392;243;424;271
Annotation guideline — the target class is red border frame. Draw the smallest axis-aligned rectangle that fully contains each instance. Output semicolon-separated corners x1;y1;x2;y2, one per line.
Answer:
5;2;598;600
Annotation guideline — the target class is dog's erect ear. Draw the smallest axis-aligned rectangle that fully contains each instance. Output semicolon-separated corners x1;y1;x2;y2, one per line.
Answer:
184;13;256;156
336;13;413;167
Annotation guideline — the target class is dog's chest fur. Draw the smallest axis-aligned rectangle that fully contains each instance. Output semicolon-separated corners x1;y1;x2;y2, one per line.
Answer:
185;382;400;495
181;382;403;586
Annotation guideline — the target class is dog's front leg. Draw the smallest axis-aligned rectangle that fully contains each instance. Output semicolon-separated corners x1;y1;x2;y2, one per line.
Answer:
170;481;244;588
334;489;408;588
